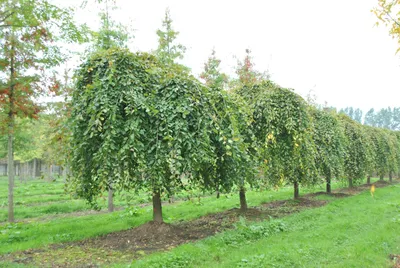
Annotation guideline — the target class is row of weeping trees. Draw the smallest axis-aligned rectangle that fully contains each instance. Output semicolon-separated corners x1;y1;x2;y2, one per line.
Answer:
68;49;400;223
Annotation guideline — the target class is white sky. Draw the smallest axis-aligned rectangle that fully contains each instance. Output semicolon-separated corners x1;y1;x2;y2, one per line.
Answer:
55;0;400;112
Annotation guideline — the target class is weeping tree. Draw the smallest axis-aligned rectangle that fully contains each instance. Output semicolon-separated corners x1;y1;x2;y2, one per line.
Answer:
200;49;257;212
88;0;132;213
367;127;392;181
203;91;257;212
70;49;224;223
252;83;318;199
310;108;345;193
394;131;400;178
338;115;371;187
363;126;380;184
385;130;399;182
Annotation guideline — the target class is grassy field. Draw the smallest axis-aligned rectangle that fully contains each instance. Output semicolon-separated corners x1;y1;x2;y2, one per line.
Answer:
131;183;400;268
0;176;397;267
0;177;154;222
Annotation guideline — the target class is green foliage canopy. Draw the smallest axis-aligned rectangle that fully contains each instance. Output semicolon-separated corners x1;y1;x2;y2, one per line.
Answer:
310;108;345;181
70;49;220;206
252;84;318;190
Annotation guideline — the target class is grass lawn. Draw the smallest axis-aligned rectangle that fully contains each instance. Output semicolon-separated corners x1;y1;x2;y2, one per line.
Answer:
0;175;363;254
133;184;400;268
0;175;396;267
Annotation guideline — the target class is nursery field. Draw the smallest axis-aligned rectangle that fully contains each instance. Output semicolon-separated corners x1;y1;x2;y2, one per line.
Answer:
0;176;399;267
2;0;400;267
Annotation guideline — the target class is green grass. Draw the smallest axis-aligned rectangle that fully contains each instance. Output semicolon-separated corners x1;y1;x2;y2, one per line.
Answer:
132;184;400;268
0;175;385;260
0;189;287;254
0;176;151;221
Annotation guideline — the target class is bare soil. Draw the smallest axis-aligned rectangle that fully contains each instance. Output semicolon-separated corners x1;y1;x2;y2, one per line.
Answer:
390;254;400;268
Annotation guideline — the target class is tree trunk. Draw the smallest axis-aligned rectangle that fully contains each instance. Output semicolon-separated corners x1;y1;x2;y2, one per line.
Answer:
367;175;371;185
294;181;299;199
348;178;353;188
8;131;14;223
239;186;247;212
389;171;393;183
108;186;114;212
33;158;37;178
379;174;384;181
7;31;15;223
152;191;163;223
326;174;331;193
48;164;53;181
62;166;67;183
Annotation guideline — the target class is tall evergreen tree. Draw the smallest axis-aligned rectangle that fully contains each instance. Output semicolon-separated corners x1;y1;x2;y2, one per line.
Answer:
155;8;186;66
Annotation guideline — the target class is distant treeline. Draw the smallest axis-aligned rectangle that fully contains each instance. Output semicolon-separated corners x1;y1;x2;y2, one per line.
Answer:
339;107;400;130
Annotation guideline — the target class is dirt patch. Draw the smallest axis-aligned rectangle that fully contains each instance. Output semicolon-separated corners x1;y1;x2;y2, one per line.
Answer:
76;220;215;253
260;198;328;218
338;180;394;195
390;254;400;267
70;208;266;254
306;191;350;198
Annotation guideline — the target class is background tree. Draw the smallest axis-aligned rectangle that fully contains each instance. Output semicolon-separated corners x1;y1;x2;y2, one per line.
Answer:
89;0;132;52
364;108;377;127
155;8;186;67
339;107;363;123
199;49;228;90
233;49;269;89
0;0;87;222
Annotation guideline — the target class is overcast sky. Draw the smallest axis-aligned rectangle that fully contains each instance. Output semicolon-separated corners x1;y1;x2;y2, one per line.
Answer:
56;0;400;112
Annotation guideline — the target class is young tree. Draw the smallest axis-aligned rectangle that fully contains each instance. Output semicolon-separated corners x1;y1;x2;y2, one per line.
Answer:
234;49;268;88
70;49;223;223
252;83;318;199
199;49;228;90
88;0;132;52
310;108;345;193
155;8;186;67
0;0;87;222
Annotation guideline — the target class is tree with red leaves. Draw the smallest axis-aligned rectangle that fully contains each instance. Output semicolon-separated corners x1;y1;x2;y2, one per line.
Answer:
235;49;269;87
0;0;88;222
